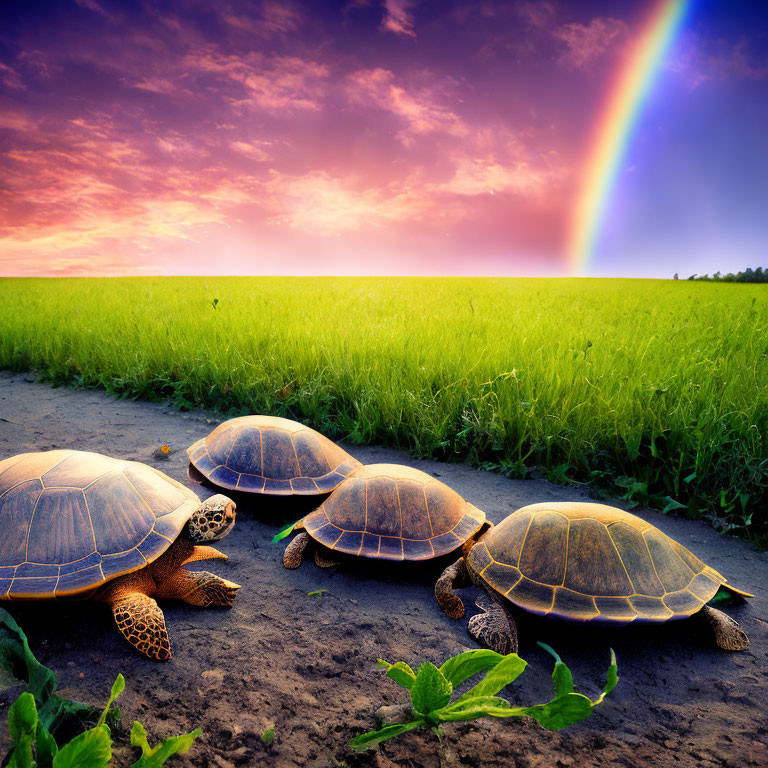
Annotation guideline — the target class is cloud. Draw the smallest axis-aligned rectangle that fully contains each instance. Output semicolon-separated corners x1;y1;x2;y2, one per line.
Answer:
0;63;25;91
222;2;302;37
515;1;557;29
432;156;555;197
183;50;329;111
346;68;468;144
669;36;768;86
230;140;274;161
552;17;628;69
0;115;264;273
381;0;416;38
73;0;114;20
263;171;430;234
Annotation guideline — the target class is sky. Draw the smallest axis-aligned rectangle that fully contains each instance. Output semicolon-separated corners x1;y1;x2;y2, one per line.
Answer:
1;0;767;278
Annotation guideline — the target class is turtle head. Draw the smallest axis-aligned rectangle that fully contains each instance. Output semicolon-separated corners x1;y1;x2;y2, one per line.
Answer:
188;494;236;542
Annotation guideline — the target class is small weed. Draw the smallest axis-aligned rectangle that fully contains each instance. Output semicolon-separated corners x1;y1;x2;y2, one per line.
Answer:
349;644;618;751
260;727;275;747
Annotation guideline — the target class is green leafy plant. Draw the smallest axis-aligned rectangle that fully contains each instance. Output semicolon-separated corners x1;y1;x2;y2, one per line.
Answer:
5;674;200;768
349;644;618;751
0;609;115;739
1;608;201;768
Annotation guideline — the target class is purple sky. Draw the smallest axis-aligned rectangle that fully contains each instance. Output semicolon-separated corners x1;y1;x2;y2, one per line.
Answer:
1;0;766;277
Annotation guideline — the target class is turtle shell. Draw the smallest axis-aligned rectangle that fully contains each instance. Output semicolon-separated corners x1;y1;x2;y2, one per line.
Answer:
467;501;749;624
301;464;485;560
187;415;361;495
0;450;199;600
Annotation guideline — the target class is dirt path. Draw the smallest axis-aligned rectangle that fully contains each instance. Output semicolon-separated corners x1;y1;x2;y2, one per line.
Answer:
0;371;766;768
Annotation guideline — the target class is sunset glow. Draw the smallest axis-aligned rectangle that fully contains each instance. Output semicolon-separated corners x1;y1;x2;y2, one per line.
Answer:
1;1;766;277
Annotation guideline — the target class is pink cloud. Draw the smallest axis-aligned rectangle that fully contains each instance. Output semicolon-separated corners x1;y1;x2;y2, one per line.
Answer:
229;140;274;162
552;17;628;69
262;170;436;235
381;0;417;38
183;50;329;111
346;68;468;144
223;1;302;36
73;0;114;20
0;63;25;91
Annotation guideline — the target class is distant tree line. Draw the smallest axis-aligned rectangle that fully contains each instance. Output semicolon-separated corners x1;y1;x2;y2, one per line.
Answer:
673;267;768;283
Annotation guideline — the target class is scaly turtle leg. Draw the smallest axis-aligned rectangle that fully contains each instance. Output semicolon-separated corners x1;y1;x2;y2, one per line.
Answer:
314;546;340;568
160;569;240;607
435;557;472;619
284;532;311;569
699;605;749;650
467;593;519;655
182;545;228;565
110;592;171;661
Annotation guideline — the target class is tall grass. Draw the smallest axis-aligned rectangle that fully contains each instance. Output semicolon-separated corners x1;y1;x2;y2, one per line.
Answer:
0;277;766;538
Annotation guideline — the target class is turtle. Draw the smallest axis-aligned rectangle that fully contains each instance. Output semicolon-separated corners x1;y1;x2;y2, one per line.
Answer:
187;415;361;495
0;449;240;661
436;501;752;654
283;463;488;569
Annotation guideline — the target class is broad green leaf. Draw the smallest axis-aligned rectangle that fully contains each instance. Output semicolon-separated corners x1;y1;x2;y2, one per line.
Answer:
0;608;57;705
97;674;125;728
438;650;503;687
131;721;151;757
376;659;416;689
537;643;573;696
456;654;527;702
520;693;594;731
434;695;516;722
410;663;452;714
271;519;301;543
349;720;426;750
129;722;201;768
0;608;103;735
593;649;618;705
52;726;112;768
35;723;59;768
37;696;110;735
9;692;38;740
7;692;38;768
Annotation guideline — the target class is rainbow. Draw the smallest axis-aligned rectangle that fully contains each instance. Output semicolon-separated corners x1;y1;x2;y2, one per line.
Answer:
567;0;690;273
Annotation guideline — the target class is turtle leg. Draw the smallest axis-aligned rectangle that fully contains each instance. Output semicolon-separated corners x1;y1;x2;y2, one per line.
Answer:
110;591;171;661
435;557;472;619
284;532;311;569
467;592;519;655
182;545;228;565
160;569;240;607
699;605;749;650
314;546;341;568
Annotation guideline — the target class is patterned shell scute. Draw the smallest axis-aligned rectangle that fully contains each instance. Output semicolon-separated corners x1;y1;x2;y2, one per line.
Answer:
187;415;362;495
468;502;730;624
0;450;199;600
303;464;486;561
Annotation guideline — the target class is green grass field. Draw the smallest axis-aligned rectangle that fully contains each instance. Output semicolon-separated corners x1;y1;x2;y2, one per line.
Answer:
1;277;766;539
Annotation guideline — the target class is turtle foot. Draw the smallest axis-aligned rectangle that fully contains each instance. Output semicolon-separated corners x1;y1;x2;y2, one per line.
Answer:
181;571;241;607
284;532;310;569
435;557;471;619
701;604;750;651
111;592;171;661
468;594;518;655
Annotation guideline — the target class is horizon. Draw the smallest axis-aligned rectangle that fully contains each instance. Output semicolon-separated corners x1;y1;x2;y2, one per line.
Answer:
2;0;767;279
